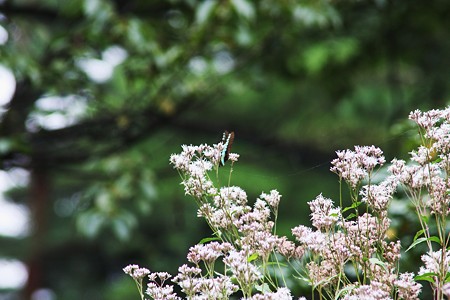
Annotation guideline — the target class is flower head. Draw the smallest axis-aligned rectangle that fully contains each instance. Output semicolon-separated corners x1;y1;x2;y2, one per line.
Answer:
187;242;226;264
418;249;450;277
331;146;385;188
394;272;421;300
360;176;397;212
342;282;391;300
308;194;340;230
259;190;282;210
247;287;293;300
123;264;150;279
223;249;262;288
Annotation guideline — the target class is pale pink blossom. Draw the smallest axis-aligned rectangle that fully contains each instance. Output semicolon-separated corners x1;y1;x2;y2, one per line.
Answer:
360;176;397;212
326;231;351;264
382;241;401;264
146;272;180;300
214;186;248;207
442;282;450;298
123;264;150;279
427;123;450;153
223;249;262;288
394;272;421;300
307;260;339;287
276;236;296;259
410;146;432;165
418;249;450;276
245;287;293;300
146;282;180;300
170;142;228;173
340;213;390;263
148;272;171;282
331;146;385;188
195;276;238;299
182;176;215;198
389;158;439;189
259;190;282;209
187;159;213;177
308;193;340;230
368;263;397;290
342;281;392;300
426;175;450;216
228;153;240;163
409;108;442;130
187;242;225;264
292;225;327;253
172;264;202;296
203;144;223;166
239;230;280;260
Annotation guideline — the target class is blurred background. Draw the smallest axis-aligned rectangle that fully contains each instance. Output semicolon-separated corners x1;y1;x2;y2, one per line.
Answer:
0;0;449;299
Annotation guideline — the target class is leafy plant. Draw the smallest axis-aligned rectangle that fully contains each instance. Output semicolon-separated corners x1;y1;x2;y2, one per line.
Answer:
124;107;450;299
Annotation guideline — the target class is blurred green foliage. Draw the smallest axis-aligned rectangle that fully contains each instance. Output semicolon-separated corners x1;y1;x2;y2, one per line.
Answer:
0;0;449;299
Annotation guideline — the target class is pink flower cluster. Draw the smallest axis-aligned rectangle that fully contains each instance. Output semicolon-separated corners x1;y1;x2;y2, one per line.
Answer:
418;250;450;277
409;108;450;155
123;264;150;279
331;145;385;188
125;108;450;299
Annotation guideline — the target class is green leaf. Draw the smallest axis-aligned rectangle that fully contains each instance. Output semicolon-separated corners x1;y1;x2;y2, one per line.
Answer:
429;235;441;245
445;272;450;282
313;273;339;289
406;236;440;252
413;229;424;241
265;261;287;267
198;237;221;244
432;157;442;164
406;237;427;252
292;274;311;284
369;257;387;271
333;38;359;64
415;272;438;283
247;253;259;262
421;214;429;224
303;44;329;75
345;213;357;220
342;201;361;213
255;283;271;293
335;285;355;300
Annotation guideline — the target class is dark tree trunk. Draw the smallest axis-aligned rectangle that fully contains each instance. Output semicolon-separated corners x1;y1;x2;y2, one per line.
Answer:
24;168;50;299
